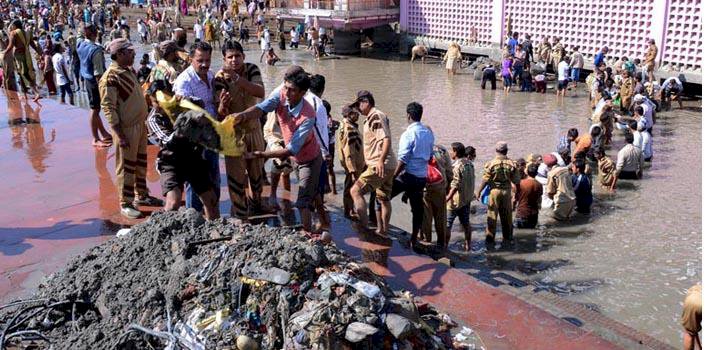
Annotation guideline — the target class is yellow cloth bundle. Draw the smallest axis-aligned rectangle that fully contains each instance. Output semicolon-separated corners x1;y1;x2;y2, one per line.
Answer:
156;91;245;157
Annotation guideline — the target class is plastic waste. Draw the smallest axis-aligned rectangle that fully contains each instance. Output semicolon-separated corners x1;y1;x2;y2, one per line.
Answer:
345;322;379;343
116;228;132;237
317;272;382;299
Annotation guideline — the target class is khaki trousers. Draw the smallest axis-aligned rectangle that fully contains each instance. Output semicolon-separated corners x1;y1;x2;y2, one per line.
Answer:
225;129;265;218
115;123;148;206
422;183;447;243
342;171;360;217
486;188;513;240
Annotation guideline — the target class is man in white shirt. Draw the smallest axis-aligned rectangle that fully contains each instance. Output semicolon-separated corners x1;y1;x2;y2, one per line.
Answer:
632;94;655;131
305;74;331;230
306;74;330;162
616;103;652;135
137;19;148;43
556;56;570;97
220;17;233;41
173;41;220;213
630;121;653;162
259;27;270;63
615;133;643;180
51;42;73;104
661;76;683;110
193;19;204;41
289;27;299;49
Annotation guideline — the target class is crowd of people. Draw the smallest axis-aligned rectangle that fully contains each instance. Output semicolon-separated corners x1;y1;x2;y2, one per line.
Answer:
0;0;686;247
0;1;700;348
427;32;686;109
401;35;681;253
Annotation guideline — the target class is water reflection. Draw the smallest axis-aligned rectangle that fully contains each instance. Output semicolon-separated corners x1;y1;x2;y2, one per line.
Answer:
6;94;55;174
23;122;55;174
94;147;120;218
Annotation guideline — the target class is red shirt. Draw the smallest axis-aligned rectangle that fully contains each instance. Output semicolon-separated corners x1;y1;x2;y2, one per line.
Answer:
516;178;543;218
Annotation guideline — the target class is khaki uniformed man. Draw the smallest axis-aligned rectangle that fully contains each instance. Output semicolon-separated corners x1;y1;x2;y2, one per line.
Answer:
422;144;453;245
349;90;397;235
337;106;366;219
476;141;520;244
172;28;191;72
99;38;162;219
619;70;635;113
544;154;576;221
536;36;552;67
215;40;265;220
550;37;566;74
644;38;658;83
148;40;183;89
0;21;18;91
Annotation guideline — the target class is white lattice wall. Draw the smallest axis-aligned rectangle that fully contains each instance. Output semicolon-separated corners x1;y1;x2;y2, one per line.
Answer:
504;0;656;62
662;0;702;71
405;0;494;45
400;0;702;76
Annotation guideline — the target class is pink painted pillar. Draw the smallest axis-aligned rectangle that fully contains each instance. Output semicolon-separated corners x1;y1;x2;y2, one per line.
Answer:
649;0;670;68
492;0;505;47
399;0;408;31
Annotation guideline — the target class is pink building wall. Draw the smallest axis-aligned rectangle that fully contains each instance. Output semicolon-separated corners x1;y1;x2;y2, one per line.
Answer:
400;0;702;73
662;0;702;71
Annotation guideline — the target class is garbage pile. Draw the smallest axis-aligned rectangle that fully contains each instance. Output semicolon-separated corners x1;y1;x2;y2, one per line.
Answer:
0;210;467;349
468;55;498;70
466;56;499;80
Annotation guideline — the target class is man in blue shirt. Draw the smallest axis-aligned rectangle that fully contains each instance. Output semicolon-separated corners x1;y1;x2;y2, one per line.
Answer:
390;102;434;245
507;32;518;55
594;46;608;67
234;66;322;234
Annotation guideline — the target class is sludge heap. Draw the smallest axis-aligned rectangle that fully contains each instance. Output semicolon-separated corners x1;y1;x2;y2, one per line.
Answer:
0;210;463;349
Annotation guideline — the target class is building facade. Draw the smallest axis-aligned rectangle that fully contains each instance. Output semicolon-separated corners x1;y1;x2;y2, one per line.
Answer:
400;0;702;81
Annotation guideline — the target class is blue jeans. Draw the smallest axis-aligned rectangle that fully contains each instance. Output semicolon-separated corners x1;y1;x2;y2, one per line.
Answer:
521;80;533;92
512;66;523;84
186;149;220;212
447;203;471;229
503;76;512;87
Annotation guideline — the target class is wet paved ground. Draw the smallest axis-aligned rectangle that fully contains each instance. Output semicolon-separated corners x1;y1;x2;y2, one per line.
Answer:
248;47;701;347
0;22;701;347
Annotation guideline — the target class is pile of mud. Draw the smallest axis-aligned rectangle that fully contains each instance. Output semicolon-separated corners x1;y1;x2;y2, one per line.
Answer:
0;210;466;349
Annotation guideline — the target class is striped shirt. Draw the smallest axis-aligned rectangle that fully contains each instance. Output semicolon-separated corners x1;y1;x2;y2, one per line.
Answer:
98;62;148;127
146;109;173;146
213;63;262;117
146;108;203;164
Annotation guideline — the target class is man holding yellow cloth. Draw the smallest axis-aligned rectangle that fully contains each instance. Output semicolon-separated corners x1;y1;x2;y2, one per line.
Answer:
214;41;266;221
